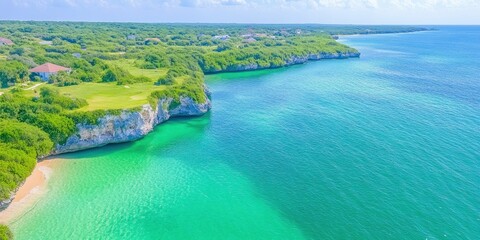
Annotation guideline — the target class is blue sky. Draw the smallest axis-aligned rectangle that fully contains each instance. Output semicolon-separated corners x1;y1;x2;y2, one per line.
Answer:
1;0;479;24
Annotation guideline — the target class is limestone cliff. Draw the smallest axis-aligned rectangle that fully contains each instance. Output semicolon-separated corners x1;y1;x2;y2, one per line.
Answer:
0;90;210;210
54;93;211;154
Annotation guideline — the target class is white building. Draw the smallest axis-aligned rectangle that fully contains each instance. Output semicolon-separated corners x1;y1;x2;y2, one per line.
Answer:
29;63;71;81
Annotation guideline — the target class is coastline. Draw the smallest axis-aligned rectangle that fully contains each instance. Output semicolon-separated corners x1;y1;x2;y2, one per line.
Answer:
0;28;429;224
0;88;212;213
336;29;432;42
202;51;361;74
0;159;63;224
3;25;478;240
336;28;432;37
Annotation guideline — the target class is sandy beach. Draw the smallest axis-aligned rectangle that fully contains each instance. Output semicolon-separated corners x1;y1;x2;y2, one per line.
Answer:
0;159;63;224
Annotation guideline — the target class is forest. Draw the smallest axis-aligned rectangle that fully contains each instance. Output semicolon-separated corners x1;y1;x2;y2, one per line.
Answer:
0;21;427;236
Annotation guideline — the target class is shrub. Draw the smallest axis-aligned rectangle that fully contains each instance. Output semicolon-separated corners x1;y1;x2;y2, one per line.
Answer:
0;120;54;157
102;69;117;82
0;61;29;88
156;76;174;85
0;224;13;240
0;120;53;200
49;72;80;87
102;65;132;84
39;87;88;110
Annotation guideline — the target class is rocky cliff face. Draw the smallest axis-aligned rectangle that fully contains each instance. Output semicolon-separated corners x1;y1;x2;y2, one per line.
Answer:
0;194;15;211
54;90;211;154
205;51;360;73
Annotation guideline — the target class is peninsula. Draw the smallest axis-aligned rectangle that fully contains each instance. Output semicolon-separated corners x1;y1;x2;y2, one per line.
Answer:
0;22;428;236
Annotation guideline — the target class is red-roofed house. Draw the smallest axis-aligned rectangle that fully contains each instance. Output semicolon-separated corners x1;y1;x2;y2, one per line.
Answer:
0;37;14;46
29;63;71;81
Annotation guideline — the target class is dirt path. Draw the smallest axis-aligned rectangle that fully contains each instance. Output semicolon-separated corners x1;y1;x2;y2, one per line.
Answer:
25;82;45;90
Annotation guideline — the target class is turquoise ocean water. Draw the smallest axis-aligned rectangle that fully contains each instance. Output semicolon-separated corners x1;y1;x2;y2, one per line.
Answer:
10;27;480;239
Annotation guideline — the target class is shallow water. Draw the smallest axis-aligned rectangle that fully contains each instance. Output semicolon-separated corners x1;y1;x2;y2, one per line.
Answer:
11;26;480;239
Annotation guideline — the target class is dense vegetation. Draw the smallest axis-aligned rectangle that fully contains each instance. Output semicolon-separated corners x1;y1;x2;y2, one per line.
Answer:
0;224;13;240
0;22;427;235
0;22;427;89
0;88;88;201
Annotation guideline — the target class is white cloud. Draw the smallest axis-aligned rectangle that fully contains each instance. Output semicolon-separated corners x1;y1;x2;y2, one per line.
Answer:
177;0;246;7
390;0;479;8
9;0;480;8
12;0;94;7
282;0;379;8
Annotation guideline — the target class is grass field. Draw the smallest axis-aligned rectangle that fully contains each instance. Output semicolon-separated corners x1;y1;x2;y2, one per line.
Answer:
107;59;168;81
58;82;167;111
56;60;176;111
18;81;171;111
10;60;177;111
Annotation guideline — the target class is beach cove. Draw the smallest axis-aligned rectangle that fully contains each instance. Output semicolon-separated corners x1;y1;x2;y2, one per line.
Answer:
0;159;64;224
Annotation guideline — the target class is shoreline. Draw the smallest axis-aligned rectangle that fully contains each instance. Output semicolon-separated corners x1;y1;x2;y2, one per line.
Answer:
203;51;360;75
0;88;212;214
0;28;428;224
0;159;63;225
336;30;431;41
336;29;432;37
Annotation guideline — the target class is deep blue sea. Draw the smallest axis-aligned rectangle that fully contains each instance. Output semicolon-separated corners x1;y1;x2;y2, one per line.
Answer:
12;26;480;239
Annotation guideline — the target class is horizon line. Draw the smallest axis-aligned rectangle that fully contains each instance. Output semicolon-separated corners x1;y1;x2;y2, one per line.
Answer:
1;20;479;26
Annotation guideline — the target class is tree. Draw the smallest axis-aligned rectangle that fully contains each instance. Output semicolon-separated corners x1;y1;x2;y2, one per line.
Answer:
157;76;174;85
0;119;53;156
0;224;13;240
144;53;169;69
52;38;64;46
102;69;117;82
216;42;234;52
102;65;132;83
0;61;29;88
9;48;24;56
49;71;80;86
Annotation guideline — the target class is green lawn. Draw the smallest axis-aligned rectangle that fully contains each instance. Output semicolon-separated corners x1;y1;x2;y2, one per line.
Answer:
107;59;168;81
10;60;176;111
58;82;167;111
56;60;172;111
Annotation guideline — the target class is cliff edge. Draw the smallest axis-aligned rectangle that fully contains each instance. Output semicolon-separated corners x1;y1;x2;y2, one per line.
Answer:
55;88;212;154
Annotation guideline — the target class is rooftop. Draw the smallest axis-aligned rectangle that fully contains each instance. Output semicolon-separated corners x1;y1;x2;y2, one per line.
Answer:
0;37;14;45
145;38;161;42
29;63;70;73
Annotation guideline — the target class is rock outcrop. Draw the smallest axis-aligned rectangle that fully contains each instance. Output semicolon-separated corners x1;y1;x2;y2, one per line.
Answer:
54;92;211;154
0;195;15;211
